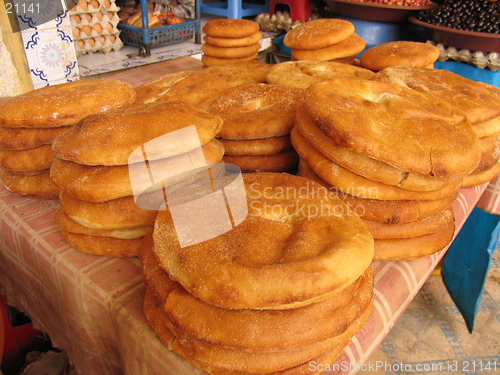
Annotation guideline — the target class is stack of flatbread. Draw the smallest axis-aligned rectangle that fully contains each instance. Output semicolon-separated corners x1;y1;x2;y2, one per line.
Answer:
283;19;365;64
50;101;224;257
207;83;304;173
0;79;135;199
373;66;500;188
293;78;482;260
142;172;375;374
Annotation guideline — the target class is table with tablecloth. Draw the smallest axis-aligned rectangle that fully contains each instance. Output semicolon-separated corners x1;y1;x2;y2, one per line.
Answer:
0;174;490;374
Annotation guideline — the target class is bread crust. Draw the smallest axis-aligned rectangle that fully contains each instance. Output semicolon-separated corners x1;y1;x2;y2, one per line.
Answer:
0;79;136;128
202;19;260;38
52;101;223;166
359;41;440;71
204;60;271;88
283;19;355;50
266;60;374;89
202;42;261;59
291;34;365;62
222;149;299;172
203;31;262;47
304;79;481;178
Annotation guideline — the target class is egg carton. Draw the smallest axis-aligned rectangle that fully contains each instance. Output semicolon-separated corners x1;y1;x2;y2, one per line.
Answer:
69;0;123;55
431;41;500;72
75;34;124;56
68;0;120;16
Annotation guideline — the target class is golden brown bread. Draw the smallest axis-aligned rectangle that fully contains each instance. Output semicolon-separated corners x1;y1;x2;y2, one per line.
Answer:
51;139;224;202
140;233;373;352
0;144;55;172
265;60;375;89
1;169;58;199
0;79;136;128
52;101;223;166
290;34;366;62
297;159;459;224
291;127;462;201
294;110;453;192
462;161;500;188
208;83;304;140
203;18;260;38
201;54;259;67
359;41;440;71
304;78;481;178
203;31;262;47
283;19;355;50
373;66;500;126
222;150;299;173
220;136;292;156
363;208;454;240
59;191;158;230
153;172;374;310
373;216;455;261
0;125;68;150
60;230;142;257
56;207;153;239
202;43;261;59
132;71;229;107
203;61;271;88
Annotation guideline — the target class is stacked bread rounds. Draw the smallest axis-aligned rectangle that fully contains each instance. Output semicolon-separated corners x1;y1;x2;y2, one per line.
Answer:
294;78;482;260
204;60;272;88
131;70;229;107
202;19;262;67
266;60;375;89
0;79;135;199
143;173;374;373
208;83;303;173
359;41;441;71
284;19;365;63
373;66;500;188
51;101;224;257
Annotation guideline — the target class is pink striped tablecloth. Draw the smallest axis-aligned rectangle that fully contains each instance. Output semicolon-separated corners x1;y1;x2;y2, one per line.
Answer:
0;178;489;375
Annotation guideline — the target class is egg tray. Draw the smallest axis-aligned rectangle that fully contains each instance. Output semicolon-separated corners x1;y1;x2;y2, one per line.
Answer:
70;0;123;56
431;41;500;72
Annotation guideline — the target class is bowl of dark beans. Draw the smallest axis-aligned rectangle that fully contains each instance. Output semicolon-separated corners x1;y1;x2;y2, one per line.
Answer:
411;0;500;52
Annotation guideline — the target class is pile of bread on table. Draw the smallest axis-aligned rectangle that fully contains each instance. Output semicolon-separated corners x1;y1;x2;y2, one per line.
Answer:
1;16;500;374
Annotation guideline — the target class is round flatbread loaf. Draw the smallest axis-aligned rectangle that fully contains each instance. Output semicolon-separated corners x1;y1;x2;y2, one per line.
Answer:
373;217;455;260
203;31;262;47
283;19;355;50
294;110;452;192
59;191;158;230
56;207;152;239
203;60;271;88
143;285;369;375
0;79;136;128
291;33;366;62
0;126;68;150
359;41;440;71
297;159;459;224
202;18;260;38
0;144;55;172
153;172;374;310
1;169;59;199
60;230;142;257
208;83;303;140
132;71;229;107
265;60;375;89
222;149;299;172
291;127;462;201
462;160;500;188
201;53;259;67
140;233;373;352
202;42;261;59
220;135;292;156
304;79;481;178
52;101;223;166
51;139;224;202
373;66;500;126
363;208;454;240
